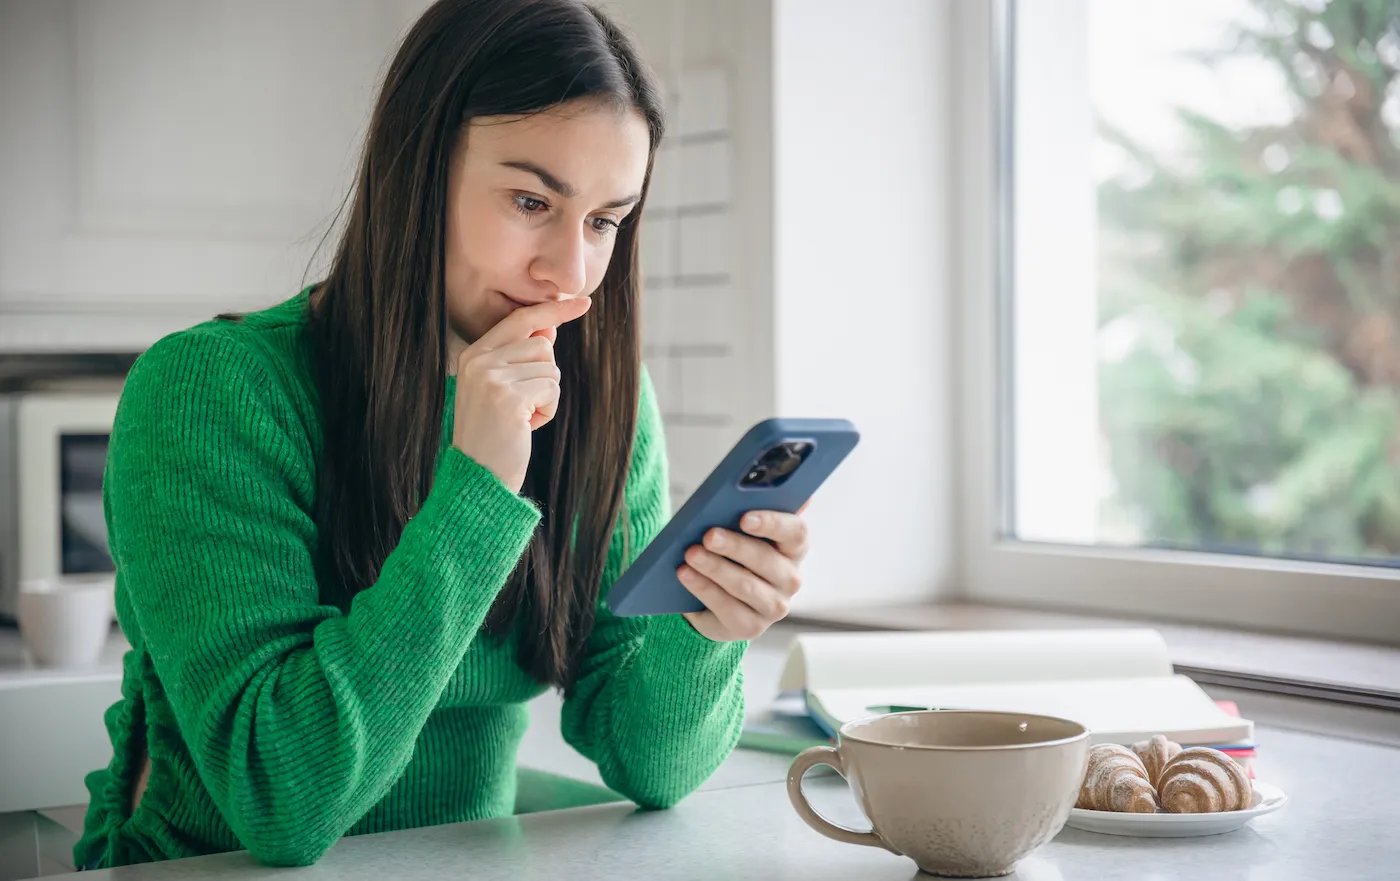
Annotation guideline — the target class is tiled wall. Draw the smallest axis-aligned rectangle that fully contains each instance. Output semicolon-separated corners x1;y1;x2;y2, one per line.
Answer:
641;67;747;512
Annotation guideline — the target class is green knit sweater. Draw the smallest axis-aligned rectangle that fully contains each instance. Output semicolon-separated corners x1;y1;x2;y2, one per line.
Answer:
74;290;746;869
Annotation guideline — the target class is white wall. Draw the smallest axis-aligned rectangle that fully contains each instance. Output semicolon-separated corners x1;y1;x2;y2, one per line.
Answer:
772;0;955;608
601;0;774;514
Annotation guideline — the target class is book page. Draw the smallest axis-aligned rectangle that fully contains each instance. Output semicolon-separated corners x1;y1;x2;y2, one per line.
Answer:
777;629;1174;693
810;675;1254;746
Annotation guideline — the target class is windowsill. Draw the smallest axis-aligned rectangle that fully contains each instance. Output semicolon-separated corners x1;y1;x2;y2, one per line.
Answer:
787;600;1400;711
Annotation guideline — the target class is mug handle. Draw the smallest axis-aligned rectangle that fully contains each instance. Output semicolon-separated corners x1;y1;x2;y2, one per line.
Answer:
786;746;894;853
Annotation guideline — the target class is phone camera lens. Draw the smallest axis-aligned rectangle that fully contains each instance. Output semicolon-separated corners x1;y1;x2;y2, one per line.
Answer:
768;451;800;480
741;441;815;488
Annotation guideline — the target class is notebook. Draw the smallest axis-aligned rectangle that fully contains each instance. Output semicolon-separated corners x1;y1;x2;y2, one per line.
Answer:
739;696;1257;776
748;629;1256;749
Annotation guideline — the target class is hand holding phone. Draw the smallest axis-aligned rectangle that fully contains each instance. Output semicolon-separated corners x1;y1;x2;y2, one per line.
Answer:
675;504;812;641
606;418;859;619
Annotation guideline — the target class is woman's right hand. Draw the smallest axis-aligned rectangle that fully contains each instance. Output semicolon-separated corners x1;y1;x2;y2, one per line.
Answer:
452;298;592;493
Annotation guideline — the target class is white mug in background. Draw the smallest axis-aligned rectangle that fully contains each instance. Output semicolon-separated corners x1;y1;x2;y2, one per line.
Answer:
16;575;116;668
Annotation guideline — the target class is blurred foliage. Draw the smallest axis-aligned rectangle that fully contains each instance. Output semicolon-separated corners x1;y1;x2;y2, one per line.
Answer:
1096;0;1400;559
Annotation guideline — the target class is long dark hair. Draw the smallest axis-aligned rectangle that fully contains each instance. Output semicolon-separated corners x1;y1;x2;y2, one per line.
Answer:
303;0;664;692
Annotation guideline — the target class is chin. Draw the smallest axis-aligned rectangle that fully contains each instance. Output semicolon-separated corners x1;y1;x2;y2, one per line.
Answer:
444;297;494;345
444;313;478;347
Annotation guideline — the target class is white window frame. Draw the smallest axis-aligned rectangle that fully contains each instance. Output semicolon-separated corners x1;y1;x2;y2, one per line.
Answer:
953;0;1400;645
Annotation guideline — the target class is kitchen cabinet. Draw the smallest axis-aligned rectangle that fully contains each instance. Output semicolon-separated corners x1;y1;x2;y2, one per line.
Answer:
0;0;433;352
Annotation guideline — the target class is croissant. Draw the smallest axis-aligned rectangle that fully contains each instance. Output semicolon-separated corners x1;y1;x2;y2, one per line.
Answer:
1131;734;1182;788
1157;747;1252;813
1076;744;1157;813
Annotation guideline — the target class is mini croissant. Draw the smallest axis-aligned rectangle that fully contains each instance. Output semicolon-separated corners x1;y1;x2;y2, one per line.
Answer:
1076;744;1156;813
1131;734;1182;788
1157;747;1252;813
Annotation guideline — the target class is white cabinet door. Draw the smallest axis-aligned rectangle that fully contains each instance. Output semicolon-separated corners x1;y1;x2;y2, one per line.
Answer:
0;0;431;352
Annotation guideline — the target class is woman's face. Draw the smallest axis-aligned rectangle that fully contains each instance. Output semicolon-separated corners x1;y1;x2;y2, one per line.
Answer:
444;98;651;349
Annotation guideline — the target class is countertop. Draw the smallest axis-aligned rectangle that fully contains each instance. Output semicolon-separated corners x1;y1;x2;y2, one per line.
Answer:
43;720;1400;880
10;622;1399;880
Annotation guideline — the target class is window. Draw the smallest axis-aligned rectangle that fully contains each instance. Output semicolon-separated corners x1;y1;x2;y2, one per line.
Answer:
957;0;1400;642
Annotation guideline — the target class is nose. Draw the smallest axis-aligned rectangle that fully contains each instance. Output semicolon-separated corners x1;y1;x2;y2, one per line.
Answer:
530;226;589;298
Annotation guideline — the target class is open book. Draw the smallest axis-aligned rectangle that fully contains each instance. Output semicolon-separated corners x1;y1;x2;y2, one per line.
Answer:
752;629;1255;749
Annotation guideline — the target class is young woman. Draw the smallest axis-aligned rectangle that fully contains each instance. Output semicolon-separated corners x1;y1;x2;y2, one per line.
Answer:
73;0;808;869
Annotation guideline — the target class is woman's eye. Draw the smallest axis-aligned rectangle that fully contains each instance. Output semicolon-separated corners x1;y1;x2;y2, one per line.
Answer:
514;195;547;215
590;216;620;236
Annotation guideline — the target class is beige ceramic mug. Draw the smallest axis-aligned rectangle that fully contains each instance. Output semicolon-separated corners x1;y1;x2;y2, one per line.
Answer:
787;710;1091;878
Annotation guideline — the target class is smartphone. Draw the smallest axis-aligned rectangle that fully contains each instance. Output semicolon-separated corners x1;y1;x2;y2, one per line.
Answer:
605;417;859;617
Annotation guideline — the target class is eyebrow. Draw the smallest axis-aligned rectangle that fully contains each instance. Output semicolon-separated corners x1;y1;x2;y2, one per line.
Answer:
500;160;641;210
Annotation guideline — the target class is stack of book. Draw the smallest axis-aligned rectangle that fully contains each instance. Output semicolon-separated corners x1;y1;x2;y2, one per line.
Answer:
739;628;1258;777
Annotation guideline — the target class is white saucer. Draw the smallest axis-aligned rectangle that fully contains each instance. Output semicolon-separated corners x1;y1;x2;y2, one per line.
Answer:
1063;782;1288;838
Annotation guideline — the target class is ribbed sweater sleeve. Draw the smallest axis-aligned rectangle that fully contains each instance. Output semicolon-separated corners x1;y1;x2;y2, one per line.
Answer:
103;330;541;866
559;369;748;808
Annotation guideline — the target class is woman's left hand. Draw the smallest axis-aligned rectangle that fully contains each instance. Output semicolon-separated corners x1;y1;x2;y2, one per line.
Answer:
678;510;808;642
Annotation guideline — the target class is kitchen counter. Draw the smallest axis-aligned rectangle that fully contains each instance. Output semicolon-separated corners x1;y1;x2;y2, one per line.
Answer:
44;720;1400;880
8;621;1400;880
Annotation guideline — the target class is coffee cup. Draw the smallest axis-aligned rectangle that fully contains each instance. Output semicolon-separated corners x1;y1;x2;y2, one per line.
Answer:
787;710;1090;878
16;575;116;668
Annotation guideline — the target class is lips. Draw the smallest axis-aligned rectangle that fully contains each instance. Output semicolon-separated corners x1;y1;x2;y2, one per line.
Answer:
499;291;531;311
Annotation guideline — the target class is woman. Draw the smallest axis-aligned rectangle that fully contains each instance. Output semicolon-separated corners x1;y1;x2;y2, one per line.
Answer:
73;0;808;869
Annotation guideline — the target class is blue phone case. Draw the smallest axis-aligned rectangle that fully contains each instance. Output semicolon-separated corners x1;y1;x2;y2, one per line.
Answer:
605;417;859;617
